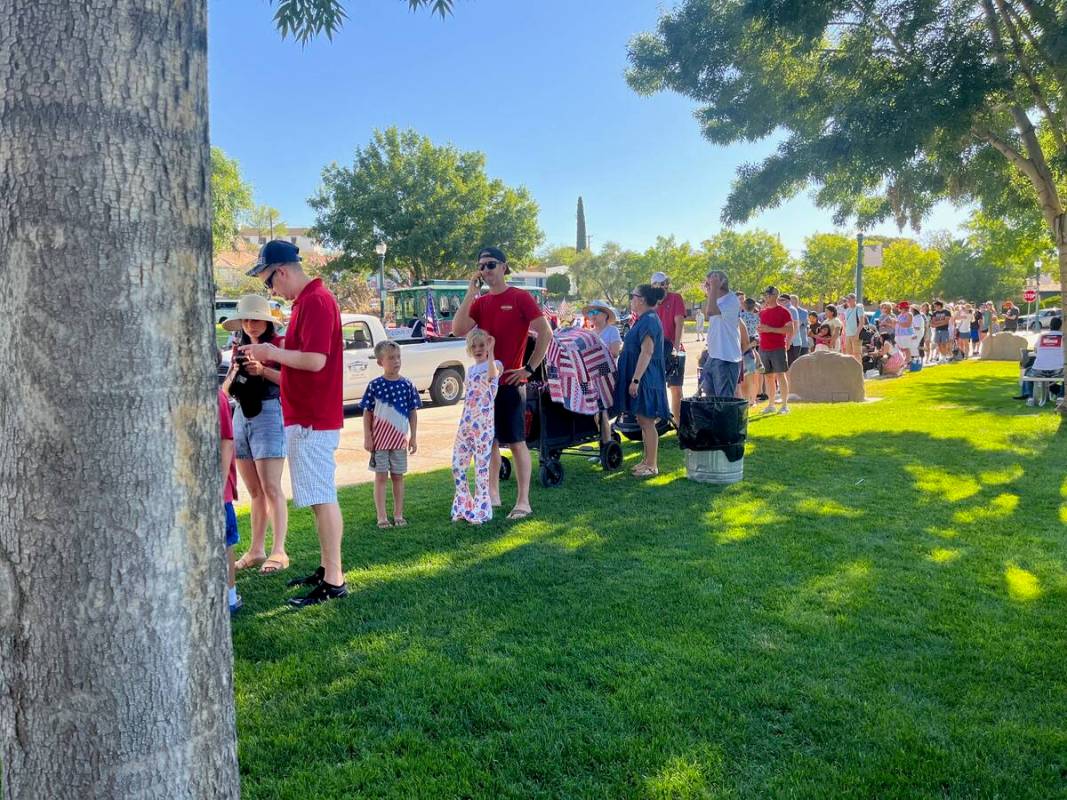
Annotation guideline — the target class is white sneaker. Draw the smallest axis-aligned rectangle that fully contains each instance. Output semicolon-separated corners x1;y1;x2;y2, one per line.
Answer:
1026;398;1036;407
777;405;791;415
763;403;776;414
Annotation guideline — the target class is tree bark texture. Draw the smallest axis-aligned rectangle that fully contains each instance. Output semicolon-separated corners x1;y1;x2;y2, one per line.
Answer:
0;2;240;797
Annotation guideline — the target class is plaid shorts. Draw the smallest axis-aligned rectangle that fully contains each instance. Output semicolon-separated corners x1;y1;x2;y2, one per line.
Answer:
285;425;340;508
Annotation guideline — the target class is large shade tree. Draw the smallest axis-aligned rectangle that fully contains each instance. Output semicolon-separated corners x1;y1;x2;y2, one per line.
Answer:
628;0;1067;372
310;127;543;285
702;229;794;298
1;0;456;795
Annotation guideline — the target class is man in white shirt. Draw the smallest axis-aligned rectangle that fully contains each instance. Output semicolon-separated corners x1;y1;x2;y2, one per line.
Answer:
1022;316;1063;405
701;270;742;397
842;294;865;361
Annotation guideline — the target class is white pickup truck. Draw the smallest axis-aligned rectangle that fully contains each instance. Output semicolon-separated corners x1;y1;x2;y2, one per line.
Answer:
220;314;473;406
339;314;472;405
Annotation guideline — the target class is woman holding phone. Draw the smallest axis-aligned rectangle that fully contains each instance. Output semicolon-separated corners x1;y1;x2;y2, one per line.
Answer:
221;294;289;574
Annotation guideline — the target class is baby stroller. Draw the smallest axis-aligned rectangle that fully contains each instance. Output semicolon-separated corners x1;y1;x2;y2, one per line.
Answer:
500;328;623;488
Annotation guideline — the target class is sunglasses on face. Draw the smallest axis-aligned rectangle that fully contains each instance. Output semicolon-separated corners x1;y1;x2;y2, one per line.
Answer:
478;261;500;271
588;309;603;315
265;268;278;290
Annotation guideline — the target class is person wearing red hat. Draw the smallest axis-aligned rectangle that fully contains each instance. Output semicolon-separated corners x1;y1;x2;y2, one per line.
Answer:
894;301;915;361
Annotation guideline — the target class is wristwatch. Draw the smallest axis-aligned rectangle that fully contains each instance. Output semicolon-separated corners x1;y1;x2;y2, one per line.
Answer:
631;378;640;385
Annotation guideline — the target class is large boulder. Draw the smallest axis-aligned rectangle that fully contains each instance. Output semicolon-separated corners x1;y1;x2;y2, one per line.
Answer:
980;332;1028;361
787;351;865;402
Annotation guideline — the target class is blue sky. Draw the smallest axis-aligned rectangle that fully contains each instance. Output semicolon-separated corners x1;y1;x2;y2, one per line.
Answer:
208;0;969;256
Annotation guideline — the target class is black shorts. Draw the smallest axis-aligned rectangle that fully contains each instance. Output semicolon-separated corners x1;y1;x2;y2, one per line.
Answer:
664;345;686;387
494;383;526;445
787;345;808;366
760;348;788;374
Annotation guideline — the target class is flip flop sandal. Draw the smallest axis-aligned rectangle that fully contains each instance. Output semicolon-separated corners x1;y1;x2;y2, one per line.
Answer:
506;508;533;521
633;466;659;478
235;554;267;571
377;520;393;529
259;555;290;575
393;518;408;527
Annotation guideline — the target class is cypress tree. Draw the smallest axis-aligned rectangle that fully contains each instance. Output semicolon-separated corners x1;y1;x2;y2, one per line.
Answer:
576;196;587;252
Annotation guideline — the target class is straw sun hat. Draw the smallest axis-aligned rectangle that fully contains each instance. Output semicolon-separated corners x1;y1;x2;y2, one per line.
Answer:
582;300;618;325
221;295;276;331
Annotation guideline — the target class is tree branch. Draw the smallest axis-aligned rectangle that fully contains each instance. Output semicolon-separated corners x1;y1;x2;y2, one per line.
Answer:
993;0;1067;156
848;0;909;60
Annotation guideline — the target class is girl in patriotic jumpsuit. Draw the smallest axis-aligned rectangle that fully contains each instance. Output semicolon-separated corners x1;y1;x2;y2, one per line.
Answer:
451;331;501;524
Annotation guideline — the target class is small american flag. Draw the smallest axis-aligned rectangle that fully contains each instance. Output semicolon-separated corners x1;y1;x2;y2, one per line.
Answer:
424;290;438;338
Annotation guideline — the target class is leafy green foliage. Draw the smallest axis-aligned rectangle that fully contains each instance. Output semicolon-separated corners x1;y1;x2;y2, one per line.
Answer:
247;205;288;241
309;127;543;285
231;362;1067;798
702;229;793;298
863;238;942;302
797;232;856;303
545;273;571;297
272;0;454;43
210;147;254;255
567;242;644;309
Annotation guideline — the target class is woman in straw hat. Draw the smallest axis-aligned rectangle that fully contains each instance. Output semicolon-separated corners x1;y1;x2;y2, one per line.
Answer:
584;300;623;450
221;294;290;574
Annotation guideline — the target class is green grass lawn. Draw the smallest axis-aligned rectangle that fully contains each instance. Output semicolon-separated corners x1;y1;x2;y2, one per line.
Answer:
231;361;1066;799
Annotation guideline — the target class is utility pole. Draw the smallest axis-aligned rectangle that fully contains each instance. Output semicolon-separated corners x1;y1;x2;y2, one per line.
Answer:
855;231;864;305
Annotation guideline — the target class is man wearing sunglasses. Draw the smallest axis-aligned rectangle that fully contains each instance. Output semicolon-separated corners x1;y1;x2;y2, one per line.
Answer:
453;247;552;521
242;240;348;607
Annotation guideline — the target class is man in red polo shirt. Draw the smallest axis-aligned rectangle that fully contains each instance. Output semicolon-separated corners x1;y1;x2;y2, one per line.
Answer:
453;246;553;521
757;285;795;415
651;271;687;423
242;240;347;607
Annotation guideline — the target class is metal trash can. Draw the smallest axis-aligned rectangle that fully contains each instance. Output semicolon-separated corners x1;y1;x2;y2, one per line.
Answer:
678;396;748;485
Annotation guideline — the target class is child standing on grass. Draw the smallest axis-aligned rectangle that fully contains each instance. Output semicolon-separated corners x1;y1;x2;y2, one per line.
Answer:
451;331;501;525
218;387;242;616
361;341;421;528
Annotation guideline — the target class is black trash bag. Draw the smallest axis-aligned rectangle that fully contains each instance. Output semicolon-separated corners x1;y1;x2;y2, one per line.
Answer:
678;396;748;451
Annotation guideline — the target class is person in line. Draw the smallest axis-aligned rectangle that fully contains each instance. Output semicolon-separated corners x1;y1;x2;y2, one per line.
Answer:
453;246;552;521
585;300;623;447
242;240;348;607
877;302;896;344
757;286;794;415
615;285;670;477
218;360;242;616
842;293;865;362
954;302;973;358
824;304;843;351
782;294;808;366
221;295;289;575
694;307;705;335
701;270;741;397
929;300;952;362
1002;300;1021;332
895;301;915;361
651;271;687;424
361;341;421;528
451;331;501;524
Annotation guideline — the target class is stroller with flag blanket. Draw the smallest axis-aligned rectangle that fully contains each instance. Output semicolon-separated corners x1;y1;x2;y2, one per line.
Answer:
501;328;623;487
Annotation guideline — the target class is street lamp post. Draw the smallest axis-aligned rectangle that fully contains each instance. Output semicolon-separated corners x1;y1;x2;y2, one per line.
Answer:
855;231;864;306
375;241;388;320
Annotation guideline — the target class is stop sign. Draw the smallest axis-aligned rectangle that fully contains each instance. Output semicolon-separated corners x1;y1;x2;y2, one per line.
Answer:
1024;288;1038;303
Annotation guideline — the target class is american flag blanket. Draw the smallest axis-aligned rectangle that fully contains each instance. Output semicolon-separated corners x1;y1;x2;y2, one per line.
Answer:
545;328;617;415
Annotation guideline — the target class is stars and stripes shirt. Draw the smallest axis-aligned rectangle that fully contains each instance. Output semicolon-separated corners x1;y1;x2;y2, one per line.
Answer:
359;377;422;451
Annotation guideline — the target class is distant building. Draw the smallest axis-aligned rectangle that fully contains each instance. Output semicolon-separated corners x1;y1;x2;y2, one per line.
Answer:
509;270;548;291
239;227;331;257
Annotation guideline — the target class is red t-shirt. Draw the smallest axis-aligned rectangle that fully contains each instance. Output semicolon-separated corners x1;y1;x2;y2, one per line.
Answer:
281;278;343;429
656;292;686;346
758;304;793;351
218;390;238;503
469;287;541;371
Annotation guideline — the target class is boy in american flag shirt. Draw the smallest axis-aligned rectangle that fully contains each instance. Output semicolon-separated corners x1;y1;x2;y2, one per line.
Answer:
361;341;421;527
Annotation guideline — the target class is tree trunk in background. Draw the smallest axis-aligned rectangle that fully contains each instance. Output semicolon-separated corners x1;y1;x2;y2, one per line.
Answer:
0;1;240;797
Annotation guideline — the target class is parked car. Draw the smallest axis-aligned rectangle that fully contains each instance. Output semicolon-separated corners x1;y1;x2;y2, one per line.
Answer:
1019;308;1062;330
215;298;239;325
219;313;472;405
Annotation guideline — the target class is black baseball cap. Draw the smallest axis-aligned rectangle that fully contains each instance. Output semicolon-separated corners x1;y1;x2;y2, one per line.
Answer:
477;246;507;263
247;239;301;277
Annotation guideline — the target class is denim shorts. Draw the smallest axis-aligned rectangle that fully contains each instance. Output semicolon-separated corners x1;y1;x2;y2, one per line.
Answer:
224;502;239;548
700;359;741;398
234;398;286;461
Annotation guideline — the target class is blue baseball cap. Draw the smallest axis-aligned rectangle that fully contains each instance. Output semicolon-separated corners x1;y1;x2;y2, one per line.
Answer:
247;239;301;277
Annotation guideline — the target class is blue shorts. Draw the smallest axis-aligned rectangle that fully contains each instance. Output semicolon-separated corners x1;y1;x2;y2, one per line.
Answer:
224;502;239;548
234;398;287;461
970;328;980;342
700;358;741;398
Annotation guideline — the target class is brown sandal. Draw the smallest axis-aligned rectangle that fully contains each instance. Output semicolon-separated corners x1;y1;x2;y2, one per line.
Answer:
234;553;266;571
259;555;290;575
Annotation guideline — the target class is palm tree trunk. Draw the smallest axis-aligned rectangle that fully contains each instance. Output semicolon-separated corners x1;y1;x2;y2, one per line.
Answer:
0;1;240;796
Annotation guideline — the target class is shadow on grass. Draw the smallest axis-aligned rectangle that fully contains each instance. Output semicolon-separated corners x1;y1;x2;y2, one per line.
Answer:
231;367;1067;799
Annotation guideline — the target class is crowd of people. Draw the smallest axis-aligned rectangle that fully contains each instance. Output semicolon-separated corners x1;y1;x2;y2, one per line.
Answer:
215;240;1062;613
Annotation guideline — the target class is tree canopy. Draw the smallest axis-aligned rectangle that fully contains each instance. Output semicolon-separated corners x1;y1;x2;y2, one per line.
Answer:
309;127;543;285
702;229;793;298
210;147;253;255
627;0;1066;327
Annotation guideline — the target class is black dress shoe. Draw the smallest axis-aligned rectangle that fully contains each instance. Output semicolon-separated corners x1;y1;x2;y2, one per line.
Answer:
286;566;324;588
287;581;348;608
